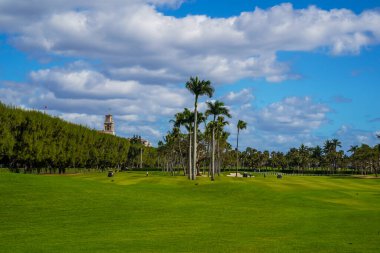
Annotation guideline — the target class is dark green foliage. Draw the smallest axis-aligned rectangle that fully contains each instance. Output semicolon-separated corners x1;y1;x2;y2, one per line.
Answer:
0;102;131;173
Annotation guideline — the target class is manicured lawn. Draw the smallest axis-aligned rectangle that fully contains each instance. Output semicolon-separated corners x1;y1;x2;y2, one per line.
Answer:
0;171;379;252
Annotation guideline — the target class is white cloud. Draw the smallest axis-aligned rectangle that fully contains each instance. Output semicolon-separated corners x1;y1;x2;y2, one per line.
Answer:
1;2;380;148
2;3;379;84
57;112;103;130
253;96;330;133
119;124;163;138
356;135;369;143
334;125;379;150
147;0;185;8
222;94;332;152
0;65;191;144
0;85;25;106
29;66;190;111
223;88;254;104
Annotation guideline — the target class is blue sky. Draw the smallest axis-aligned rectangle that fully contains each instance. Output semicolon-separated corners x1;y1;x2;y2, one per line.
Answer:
0;0;379;152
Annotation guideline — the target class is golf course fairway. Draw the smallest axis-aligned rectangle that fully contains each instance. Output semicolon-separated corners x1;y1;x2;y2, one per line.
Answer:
0;171;379;252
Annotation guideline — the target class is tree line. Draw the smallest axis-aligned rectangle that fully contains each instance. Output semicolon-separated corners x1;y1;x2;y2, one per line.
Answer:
157;76;247;180
157;77;380;178
0;102;156;173
1;75;379;177
236;141;379;176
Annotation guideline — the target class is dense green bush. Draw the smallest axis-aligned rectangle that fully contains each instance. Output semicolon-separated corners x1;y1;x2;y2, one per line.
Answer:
0;102;131;173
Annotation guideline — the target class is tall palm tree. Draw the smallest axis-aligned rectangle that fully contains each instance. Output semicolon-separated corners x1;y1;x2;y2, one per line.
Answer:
311;145;323;170
348;145;358;154
172;108;194;179
195;112;207;176
186;76;214;180
377;134;380;177
298;144;310;174
205;100;231;181
163;131;176;174
236;120;247;177
215;116;229;176
348;145;359;174
331;138;342;150
324;139;342;173
331;138;342;172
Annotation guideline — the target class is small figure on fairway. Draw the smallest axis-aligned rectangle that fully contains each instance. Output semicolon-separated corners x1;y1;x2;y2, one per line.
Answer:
146;171;149;177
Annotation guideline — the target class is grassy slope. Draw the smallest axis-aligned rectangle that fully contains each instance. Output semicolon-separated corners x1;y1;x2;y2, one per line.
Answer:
0;171;379;253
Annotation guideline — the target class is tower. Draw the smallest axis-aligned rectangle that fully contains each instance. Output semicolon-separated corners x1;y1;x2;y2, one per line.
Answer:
103;114;115;135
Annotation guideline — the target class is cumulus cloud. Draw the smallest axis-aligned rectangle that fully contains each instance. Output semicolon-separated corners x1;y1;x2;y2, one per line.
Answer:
334;125;379;151
1;2;380;84
223;94;332;151
119;124;163;139
29;65;190;113
223;88;254;104
57;112;103;130
253;96;330;133
1;1;380;147
0;64;191;143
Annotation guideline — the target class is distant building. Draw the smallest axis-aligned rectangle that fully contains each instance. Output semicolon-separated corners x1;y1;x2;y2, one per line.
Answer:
141;139;152;147
99;116;151;146
101;114;115;135
129;135;152;147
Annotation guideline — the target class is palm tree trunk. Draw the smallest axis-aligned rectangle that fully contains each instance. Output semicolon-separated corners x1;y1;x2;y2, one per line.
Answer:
192;98;198;180
177;136;185;175
211;127;215;181
208;140;211;177
236;130;240;177
217;139;220;176
188;130;192;180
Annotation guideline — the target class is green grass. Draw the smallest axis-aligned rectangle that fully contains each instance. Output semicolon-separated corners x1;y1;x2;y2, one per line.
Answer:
0;171;379;252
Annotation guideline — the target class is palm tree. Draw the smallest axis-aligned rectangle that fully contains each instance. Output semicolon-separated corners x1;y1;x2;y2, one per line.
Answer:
173;127;186;173
186;77;214;180
376;134;380;177
323;139;342;173
298;144;310;174
331;138;342;172
311;145;323;171
236;120;247;177
163;131;176;174
348;145;359;174
215;116;229;176
172;108;194;179
356;144;374;175
205;100;231;181
331;138;342;150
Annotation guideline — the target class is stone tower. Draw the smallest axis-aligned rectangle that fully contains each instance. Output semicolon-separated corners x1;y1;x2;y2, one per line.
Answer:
103;114;115;135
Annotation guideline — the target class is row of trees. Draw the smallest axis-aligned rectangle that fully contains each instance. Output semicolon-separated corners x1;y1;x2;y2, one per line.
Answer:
1;75;379;177
237;141;379;176
157;77;247;180
158;126;380;177
0;102;157;173
157;77;379;178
